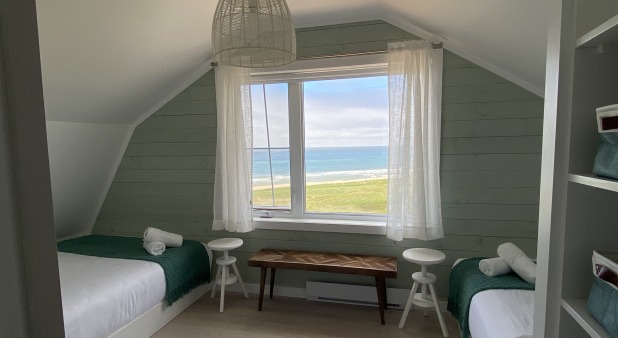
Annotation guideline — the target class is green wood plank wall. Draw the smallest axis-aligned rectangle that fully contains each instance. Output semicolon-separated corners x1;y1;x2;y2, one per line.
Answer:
93;20;543;298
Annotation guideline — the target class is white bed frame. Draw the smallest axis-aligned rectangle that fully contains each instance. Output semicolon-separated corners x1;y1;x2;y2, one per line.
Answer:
108;244;214;338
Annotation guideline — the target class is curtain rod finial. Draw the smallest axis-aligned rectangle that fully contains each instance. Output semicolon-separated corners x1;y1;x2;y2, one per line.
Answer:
211;61;218;67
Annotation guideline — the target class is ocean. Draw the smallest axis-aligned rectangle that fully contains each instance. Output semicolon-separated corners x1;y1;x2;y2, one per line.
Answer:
253;146;388;187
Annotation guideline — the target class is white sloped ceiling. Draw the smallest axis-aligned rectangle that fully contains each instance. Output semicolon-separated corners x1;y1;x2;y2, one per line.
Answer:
36;0;216;124
36;0;551;238
381;0;550;96
37;0;550;125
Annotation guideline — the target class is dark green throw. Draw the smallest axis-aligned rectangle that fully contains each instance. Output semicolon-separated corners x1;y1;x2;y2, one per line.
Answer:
447;258;535;338
58;235;210;306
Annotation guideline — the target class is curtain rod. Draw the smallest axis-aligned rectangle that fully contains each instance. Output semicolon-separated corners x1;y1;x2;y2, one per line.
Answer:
296;42;443;61
211;42;443;66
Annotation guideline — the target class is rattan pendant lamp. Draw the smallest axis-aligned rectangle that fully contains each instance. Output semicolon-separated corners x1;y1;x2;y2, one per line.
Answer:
212;0;296;68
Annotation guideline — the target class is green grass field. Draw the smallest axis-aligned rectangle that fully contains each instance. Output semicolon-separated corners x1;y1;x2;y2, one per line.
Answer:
253;178;387;214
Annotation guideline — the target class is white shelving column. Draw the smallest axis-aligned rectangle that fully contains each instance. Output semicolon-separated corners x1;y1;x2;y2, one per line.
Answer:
533;1;576;337
536;1;618;338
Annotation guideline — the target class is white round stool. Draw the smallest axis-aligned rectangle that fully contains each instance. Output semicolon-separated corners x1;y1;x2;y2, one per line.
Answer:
398;248;449;337
207;238;248;312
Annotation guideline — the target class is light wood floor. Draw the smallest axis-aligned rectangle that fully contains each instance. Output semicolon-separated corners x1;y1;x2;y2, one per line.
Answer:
152;292;461;338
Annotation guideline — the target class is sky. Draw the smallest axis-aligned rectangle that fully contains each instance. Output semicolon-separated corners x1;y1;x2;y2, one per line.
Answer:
251;76;389;149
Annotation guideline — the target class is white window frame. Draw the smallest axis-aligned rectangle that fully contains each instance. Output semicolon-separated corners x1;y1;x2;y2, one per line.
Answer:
250;54;389;234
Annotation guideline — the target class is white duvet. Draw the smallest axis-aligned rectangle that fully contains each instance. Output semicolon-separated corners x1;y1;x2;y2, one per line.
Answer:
58;252;167;338
468;289;534;338
454;258;534;338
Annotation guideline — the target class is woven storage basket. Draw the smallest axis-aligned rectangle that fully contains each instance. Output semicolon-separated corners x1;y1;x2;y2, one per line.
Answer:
594;104;618;179
587;250;618;338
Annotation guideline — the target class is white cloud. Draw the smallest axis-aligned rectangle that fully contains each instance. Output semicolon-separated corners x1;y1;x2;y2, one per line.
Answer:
252;76;389;149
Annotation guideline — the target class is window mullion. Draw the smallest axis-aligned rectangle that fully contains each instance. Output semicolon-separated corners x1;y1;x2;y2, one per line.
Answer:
287;81;304;217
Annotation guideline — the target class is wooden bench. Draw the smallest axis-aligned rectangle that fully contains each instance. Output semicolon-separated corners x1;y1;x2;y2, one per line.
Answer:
247;249;398;324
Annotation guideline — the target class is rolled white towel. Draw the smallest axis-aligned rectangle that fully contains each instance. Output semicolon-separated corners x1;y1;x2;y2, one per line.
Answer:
497;242;536;284
143;241;166;256
479;257;512;277
144;227;183;248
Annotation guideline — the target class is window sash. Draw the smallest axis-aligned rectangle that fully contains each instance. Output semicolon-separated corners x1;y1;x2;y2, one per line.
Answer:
251;58;388;222
250;54;388;84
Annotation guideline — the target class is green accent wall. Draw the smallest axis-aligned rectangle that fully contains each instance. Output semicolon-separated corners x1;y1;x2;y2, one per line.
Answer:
93;20;543;298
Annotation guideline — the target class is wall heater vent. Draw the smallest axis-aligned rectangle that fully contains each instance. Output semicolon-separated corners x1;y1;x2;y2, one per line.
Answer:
305;281;448;312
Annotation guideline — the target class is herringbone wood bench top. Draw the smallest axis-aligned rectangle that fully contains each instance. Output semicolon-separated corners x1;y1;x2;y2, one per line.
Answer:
247;249;397;278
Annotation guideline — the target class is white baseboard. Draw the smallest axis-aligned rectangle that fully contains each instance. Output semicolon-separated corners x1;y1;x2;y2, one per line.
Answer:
222;282;447;313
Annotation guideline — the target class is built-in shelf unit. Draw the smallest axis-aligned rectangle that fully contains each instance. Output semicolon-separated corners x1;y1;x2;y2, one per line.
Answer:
536;2;618;338
569;174;618;193
561;298;613;338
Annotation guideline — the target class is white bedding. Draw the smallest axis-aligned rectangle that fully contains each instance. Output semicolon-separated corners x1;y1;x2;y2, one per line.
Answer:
468;289;534;338
454;258;534;338
58;252;167;338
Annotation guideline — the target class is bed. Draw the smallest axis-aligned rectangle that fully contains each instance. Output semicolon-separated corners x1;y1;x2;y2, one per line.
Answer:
57;236;213;338
453;258;535;338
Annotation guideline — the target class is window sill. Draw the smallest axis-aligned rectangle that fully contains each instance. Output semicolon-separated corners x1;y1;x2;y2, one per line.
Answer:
253;217;386;235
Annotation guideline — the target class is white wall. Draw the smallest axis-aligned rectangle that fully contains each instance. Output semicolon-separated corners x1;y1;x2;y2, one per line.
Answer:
46;121;131;239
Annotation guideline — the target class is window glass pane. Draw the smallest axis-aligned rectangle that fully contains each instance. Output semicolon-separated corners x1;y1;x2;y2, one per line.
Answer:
264;83;289;148
303;76;389;214
251;83;291;209
251;85;269;148
253;149;292;210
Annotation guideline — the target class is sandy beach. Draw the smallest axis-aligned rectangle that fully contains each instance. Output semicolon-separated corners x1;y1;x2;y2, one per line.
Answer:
252;176;387;191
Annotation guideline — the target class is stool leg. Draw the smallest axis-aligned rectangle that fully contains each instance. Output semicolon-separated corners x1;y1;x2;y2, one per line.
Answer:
429;284;449;337
231;262;248;298
220;265;227;312
211;264;221;298
398;281;420;329
422;284;428;317
421;265;429;317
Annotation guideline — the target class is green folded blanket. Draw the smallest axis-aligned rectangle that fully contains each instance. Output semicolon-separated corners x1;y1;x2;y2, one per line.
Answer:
447;257;535;338
58;235;211;306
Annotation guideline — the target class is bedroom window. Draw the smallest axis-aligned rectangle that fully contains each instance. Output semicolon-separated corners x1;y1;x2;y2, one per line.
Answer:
250;55;389;224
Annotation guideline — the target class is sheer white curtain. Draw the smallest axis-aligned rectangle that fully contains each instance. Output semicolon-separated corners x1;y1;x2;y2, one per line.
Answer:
386;40;444;241
212;65;254;233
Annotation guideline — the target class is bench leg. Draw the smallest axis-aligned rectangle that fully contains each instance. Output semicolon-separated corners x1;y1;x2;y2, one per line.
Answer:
375;277;386;325
258;267;267;311
383;278;387;310
270;268;276;299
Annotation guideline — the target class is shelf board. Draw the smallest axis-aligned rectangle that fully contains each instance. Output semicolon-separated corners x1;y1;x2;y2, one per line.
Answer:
576;13;618;48
561;298;612;338
569;174;618;192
